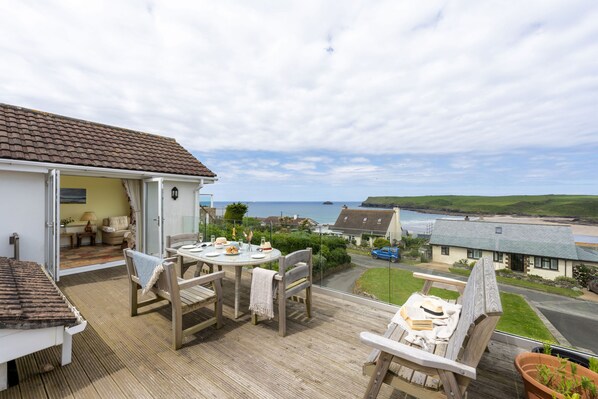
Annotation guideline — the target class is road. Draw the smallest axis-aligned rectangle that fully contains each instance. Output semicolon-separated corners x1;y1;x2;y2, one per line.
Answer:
322;253;598;353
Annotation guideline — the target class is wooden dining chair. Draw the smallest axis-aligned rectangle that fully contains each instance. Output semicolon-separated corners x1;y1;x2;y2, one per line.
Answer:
165;233;200;277
123;249;224;350
252;248;313;336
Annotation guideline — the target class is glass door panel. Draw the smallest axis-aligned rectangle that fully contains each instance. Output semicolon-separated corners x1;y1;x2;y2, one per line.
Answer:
45;169;60;280
143;178;163;257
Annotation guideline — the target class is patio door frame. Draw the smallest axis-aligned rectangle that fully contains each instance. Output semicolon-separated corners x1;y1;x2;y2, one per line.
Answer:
45;168;60;281
143;177;164;257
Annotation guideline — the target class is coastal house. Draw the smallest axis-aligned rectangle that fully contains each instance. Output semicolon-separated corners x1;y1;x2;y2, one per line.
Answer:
0;103;216;280
332;207;402;245
430;219;598;279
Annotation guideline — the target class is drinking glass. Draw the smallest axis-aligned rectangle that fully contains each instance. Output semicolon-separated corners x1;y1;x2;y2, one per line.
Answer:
260;237;266;247
198;233;203;244
238;238;243;251
210;235;215;244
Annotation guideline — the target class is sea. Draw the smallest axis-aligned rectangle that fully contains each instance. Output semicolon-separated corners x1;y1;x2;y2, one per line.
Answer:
213;201;464;234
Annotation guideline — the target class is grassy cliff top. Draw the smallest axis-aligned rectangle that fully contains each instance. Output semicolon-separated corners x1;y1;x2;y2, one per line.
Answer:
362;195;598;222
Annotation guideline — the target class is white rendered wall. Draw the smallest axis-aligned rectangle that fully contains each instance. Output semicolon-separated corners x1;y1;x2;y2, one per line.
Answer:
0;171;46;264
432;245;506;270
162;181;199;239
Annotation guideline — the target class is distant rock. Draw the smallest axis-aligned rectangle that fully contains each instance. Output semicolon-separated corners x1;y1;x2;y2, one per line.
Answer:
323;201;333;205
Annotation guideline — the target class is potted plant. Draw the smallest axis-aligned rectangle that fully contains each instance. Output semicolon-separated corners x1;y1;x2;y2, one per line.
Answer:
515;345;598;399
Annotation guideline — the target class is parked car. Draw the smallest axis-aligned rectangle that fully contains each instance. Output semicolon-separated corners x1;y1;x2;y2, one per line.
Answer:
588;278;598;294
371;246;400;263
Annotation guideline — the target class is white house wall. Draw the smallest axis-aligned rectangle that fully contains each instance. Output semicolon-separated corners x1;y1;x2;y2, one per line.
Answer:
0;171;45;264
432;245;506;270
528;258;570;279
162;181;198;239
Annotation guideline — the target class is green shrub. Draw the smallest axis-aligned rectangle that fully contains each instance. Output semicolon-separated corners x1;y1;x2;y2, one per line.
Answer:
372;237;391;248
496;268;514;276
406;248;420;258
453;259;473;269
573;263;598;287
554;276;580;288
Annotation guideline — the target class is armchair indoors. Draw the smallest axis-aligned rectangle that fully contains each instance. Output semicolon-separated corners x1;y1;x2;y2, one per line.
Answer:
101;216;131;245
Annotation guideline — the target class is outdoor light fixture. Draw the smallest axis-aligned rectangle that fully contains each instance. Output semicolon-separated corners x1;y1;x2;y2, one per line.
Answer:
171;186;179;200
80;211;97;233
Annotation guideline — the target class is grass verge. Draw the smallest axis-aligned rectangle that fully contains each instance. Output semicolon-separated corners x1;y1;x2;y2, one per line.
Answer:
449;268;583;298
356;268;556;342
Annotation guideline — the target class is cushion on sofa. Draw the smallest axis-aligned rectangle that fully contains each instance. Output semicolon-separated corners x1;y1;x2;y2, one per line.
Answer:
109;216;129;231
102;226;116;233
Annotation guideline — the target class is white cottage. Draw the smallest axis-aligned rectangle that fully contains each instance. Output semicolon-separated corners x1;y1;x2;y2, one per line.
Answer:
430;219;598;279
0;103;216;280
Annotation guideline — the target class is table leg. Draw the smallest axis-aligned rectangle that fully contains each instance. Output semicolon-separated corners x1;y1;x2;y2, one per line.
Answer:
234;266;242;319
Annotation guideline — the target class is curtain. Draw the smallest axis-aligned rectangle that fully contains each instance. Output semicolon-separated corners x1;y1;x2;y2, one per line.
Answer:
122;179;142;249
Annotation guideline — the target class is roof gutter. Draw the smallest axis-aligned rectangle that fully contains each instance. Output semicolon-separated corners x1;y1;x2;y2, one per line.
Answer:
0;158;217;183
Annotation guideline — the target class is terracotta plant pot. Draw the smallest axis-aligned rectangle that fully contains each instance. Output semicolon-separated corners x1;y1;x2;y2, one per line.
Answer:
515;352;598;399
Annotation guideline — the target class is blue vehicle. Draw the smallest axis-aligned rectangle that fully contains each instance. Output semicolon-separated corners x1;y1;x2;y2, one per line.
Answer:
371;246;400;263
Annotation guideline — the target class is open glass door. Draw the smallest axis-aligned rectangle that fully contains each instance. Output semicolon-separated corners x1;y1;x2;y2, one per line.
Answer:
143;178;163;257
45;169;60;280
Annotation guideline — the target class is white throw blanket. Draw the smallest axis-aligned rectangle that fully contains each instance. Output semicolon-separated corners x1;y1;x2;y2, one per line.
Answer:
131;251;164;295
391;293;462;350
249;267;278;319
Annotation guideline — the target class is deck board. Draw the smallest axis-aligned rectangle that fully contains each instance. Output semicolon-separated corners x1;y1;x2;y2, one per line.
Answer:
4;266;525;398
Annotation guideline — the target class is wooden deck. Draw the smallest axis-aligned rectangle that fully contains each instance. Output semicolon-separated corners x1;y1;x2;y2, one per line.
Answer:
1;266;526;398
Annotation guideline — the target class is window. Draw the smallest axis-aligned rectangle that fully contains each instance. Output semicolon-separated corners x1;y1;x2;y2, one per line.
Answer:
495;227;502;234
343;216;348;222
441;246;450;255
377;218;382;224
363;217;368;223
467;248;482;259
493;252;503;262
534;257;558;271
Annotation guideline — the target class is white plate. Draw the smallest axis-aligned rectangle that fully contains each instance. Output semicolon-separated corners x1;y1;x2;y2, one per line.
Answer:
181;244;196;249
251;253;266;259
189;248;203;253
205;252;220;257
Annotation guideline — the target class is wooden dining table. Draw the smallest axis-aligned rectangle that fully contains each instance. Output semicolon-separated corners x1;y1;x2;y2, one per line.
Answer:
177;243;281;319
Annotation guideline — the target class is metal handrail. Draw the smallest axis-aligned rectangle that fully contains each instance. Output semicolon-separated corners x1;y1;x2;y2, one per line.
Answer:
9;232;19;260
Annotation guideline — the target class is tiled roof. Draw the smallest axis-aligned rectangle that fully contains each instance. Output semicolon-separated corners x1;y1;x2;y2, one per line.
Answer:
430;219;579;260
332;208;396;235
0;103;215;177
0;257;78;329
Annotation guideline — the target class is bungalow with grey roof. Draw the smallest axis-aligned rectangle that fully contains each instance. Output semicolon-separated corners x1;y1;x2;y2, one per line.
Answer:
430;219;598;279
332;207;402;246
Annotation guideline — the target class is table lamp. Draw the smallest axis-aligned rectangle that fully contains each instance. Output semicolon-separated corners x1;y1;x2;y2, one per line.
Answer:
80;211;97;233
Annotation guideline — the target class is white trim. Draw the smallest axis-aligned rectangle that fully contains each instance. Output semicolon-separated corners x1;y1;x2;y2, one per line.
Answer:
59;260;124;276
0;158;216;183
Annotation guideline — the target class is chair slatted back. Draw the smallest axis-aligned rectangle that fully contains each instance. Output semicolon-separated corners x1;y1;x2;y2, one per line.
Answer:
166;233;197;248
278;248;312;285
445;256;502;366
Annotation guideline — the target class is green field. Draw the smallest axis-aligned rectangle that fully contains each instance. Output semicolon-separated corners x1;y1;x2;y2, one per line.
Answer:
355;268;555;342
362;195;598;222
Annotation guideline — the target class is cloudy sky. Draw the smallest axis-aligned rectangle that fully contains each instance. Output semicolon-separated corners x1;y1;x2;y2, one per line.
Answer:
1;1;597;201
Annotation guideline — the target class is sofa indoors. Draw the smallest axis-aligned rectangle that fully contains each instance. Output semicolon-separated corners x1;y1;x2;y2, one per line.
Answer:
101;216;131;245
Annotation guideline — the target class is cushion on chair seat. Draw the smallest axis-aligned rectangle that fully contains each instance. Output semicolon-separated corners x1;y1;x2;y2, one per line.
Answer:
109;216;129;231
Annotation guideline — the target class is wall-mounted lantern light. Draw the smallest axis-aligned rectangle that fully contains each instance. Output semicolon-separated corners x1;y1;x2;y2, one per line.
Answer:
171;186;179;200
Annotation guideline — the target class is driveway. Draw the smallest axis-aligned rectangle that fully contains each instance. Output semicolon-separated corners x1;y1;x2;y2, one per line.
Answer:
327;253;598;353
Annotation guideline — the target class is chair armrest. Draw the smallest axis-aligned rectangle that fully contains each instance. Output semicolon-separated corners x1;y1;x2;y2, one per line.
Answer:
165;247;178;256
359;332;476;380
178;271;225;290
413;272;466;287
413;273;467;296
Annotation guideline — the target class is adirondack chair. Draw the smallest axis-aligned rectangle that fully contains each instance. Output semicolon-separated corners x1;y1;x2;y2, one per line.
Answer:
123;249;224;350
360;256;502;399
251;248;313;337
165;233;201;277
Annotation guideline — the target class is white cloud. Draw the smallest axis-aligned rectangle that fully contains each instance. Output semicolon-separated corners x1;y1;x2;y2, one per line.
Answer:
1;0;597;158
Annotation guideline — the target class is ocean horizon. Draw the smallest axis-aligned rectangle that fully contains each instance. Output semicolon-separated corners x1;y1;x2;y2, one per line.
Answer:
213;201;464;233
